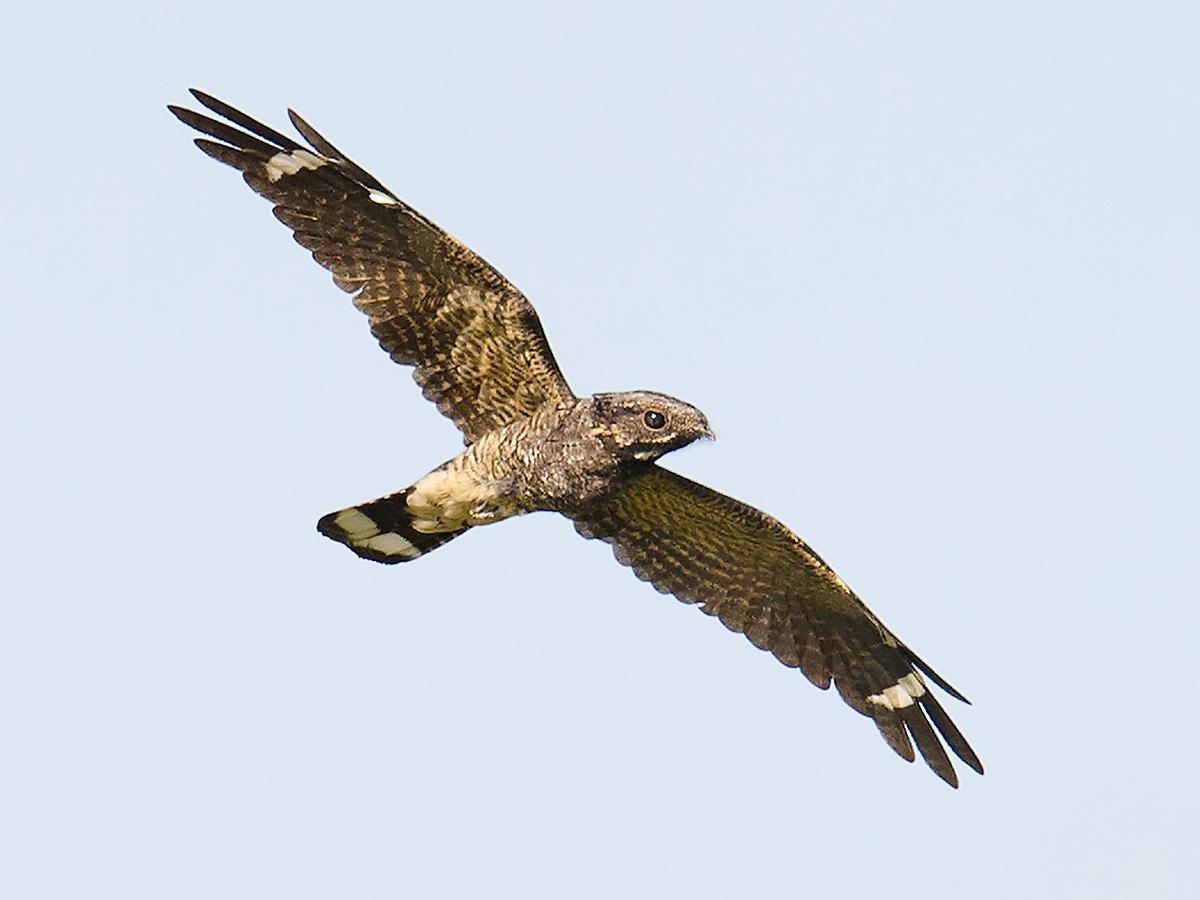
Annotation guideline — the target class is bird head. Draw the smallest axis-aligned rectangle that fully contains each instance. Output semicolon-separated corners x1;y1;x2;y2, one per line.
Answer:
590;391;713;464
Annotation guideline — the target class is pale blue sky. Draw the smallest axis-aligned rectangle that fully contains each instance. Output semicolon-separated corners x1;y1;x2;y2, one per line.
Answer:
3;3;1197;898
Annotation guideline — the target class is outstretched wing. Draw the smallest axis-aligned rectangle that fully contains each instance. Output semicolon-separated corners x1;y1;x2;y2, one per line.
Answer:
573;465;983;787
170;90;575;443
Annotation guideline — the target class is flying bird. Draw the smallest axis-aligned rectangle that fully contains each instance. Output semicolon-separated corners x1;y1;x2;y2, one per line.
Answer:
170;90;983;786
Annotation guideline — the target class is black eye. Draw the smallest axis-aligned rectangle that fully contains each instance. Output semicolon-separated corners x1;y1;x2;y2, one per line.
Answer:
644;410;666;429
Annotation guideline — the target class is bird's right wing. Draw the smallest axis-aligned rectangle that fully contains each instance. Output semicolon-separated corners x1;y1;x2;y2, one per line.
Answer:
572;465;983;787
170;91;575;444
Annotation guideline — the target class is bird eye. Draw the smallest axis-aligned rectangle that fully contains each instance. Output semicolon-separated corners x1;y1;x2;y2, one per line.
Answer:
644;410;666;429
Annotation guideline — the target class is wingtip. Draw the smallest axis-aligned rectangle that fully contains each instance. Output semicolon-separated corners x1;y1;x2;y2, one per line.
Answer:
904;646;972;705
937;769;961;789
287;108;319;146
189;87;219;110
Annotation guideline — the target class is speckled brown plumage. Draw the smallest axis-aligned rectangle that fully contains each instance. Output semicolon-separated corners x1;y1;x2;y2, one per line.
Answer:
172;91;572;444
572;466;981;785
171;91;983;787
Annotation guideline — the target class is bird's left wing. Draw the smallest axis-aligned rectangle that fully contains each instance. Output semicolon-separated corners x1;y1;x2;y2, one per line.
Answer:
169;91;575;443
571;465;983;787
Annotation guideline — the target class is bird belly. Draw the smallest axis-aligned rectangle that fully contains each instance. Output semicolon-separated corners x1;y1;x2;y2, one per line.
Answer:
406;462;522;532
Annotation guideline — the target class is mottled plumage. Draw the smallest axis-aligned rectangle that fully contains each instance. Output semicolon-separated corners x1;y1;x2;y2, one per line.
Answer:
171;90;983;787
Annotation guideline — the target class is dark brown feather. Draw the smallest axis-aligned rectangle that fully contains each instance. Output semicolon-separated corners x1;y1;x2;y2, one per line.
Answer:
169;95;575;443
573;465;980;786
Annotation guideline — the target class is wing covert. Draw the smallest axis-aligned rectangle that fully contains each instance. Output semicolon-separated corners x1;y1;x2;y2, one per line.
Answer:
572;465;983;787
169;90;575;443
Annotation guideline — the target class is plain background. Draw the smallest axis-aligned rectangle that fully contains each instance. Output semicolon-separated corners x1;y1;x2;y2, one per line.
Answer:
3;3;1197;897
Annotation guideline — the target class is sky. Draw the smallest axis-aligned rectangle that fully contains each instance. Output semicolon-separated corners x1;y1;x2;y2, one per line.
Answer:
3;2;1198;897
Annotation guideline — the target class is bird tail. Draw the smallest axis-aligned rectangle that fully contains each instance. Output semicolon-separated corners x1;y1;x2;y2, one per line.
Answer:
317;488;469;564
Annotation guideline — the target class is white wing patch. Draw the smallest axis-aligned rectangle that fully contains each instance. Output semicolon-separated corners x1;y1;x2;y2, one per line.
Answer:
867;673;927;710
368;189;400;206
264;148;326;183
